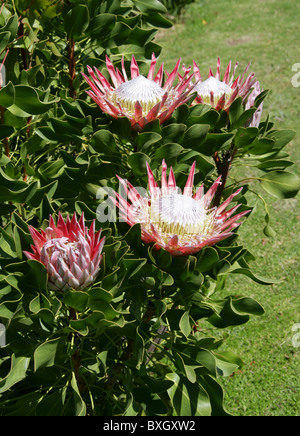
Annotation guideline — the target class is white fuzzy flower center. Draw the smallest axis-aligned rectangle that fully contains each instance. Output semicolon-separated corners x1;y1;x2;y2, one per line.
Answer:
113;75;165;114
150;194;216;237
195;76;233;104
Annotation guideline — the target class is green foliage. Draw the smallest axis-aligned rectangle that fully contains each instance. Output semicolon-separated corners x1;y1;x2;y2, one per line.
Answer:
0;0;299;417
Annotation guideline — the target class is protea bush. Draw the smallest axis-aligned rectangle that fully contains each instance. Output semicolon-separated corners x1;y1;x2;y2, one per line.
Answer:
0;0;299;418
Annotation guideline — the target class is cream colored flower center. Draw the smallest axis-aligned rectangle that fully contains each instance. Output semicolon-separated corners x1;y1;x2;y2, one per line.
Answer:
113;75;165;114
195;76;233;104
150;194;215;237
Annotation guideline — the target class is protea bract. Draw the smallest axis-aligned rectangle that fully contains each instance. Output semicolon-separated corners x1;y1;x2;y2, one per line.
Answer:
182;57;257;112
112;161;250;256
24;213;105;291
245;80;264;127
82;54;195;132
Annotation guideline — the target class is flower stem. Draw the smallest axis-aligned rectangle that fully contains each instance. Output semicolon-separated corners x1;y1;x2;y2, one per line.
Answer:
68;37;77;99
213;145;238;207
69;307;86;393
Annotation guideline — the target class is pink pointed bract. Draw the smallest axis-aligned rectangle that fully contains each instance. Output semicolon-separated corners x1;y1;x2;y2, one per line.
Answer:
244;80;264;127
112;161;250;256
182;57;259;114
24;213;105;291
82;54;196;132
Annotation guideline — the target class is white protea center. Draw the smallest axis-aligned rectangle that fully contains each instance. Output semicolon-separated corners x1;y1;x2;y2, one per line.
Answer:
145;194;220;245
195;76;233;104
113;75;165;115
83;55;197;131
151;194;206;231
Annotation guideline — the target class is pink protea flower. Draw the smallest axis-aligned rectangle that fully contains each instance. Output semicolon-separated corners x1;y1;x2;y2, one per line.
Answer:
24;212;105;291
82;54;195;132
111;161;250;256
182;57;257;113
245;81;264;127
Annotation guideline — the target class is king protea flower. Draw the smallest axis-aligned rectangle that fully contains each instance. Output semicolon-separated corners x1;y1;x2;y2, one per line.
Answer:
111;161;250;256
24;212;105;291
82;54;195;132
182;57;257;113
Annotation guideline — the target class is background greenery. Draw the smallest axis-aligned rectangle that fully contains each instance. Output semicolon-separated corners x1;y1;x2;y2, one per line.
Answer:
158;0;300;416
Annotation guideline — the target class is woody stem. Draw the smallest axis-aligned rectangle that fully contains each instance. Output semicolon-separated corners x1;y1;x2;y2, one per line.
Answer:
213;145;237;207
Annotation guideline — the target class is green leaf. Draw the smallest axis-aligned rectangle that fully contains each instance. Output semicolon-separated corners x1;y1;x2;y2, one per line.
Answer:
88;13;116;36
134;0;167;14
179;310;191;338
260;170;300;198
145;12;172;29
36;388;67;416
254;89;269;108
215;351;244;376
2;14;18;41
128;152;150;176
199;132;235;155
229;97;243;126
34;337;62;371
64;4;90;39
215;358;239;377
182;124;210;150
196;247;219;273
92;129;117;154
137;131;162;153
255;159;293;171
200;375;230;416
0;82;15;107
230;266;280;285
64;289;89;312
154;143;183;165
0;125;15;140
27;259;49;293
234;126;259;148
38;159;65;181
268;129;296;150
0;181;38;204
232;297;265;316
161;123;186;144
71;372;86;416
0;355;30;393
166;373;211;416
7;85;56;117
142;375;174;394
0;31;11;53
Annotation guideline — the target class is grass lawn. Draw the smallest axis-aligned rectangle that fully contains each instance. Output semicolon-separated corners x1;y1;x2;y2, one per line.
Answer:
157;0;300;416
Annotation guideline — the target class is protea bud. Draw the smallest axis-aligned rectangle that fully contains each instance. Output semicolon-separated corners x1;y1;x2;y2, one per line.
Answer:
24;212;105;291
82;53;196;132
112;161;250;257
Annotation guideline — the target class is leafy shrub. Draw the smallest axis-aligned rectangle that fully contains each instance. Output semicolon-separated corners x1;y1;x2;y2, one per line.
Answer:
0;0;299;417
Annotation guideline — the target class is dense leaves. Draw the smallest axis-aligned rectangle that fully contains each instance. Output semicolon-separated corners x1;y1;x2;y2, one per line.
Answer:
0;0;299;417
